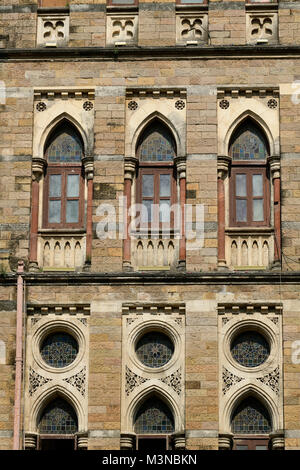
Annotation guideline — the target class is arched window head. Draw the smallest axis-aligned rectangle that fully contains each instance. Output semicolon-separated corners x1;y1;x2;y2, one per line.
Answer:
231;397;272;435
229;120;269;161
136;122;177;228
45;122;83;163
134;396;175;434
38;397;78;434
43;122;84;228
137;121;176;162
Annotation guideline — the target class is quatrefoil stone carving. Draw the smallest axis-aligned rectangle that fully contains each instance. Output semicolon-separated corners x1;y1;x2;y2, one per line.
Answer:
37;15;69;47
176;14;208;45
107;15;138;45
246;12;278;44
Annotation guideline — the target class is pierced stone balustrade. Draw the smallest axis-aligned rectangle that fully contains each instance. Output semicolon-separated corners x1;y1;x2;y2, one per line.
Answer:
38;233;86;270
225;229;274;269
131;231;179;270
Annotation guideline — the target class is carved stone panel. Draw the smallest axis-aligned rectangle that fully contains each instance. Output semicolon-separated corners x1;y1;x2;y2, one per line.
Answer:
176;13;208;45
37;14;70;47
106;14;138;46
246;12;278;45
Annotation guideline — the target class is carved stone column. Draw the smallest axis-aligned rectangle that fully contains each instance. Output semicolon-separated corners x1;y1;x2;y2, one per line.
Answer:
218;433;233;450
82;154;94;270
217;156;231;270
123;157;137;271
77;432;88;450
174;156;186;271
173;432;186;450
270;430;284;450
269;155;281;270
29;157;47;272
24;432;38;450
120;433;135;450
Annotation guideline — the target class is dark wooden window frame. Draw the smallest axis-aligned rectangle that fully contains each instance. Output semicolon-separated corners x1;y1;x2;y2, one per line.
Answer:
176;0;208;5
43;164;84;229
230;162;270;227
136;434;171;450
38;434;77;450
136;162;177;231
233;436;270;450
107;0;138;6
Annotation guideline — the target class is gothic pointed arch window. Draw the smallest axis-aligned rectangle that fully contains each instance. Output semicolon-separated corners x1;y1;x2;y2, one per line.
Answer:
43;121;84;229
136;120;177;230
134;396;175;450
229;119;270;227
38;397;78;450
231;396;272;450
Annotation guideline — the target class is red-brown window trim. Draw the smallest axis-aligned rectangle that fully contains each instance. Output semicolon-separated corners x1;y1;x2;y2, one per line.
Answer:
233;436;270;450
136;163;177;230
43;164;84;229
230;162;270;227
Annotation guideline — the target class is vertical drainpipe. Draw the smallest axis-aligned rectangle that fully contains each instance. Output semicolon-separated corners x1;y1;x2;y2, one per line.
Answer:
13;260;24;450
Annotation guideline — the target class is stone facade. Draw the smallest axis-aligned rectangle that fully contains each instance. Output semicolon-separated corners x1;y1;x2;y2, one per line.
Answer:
0;0;300;451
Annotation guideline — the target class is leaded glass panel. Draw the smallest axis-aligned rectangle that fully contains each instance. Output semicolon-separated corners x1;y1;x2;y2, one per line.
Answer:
230;122;268;160
136;332;174;368
41;332;78;368
39;398;78;434
47;127;83;163
231;331;270;367
138;124;175;162
232;397;271;434
134;398;174;434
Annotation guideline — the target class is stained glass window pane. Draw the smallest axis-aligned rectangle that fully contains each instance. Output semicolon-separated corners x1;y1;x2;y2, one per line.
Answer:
231;331;270;367
136;332;174;368
41;332;78;368
39;398;78;434
230;122;268;160
232;397;271;434
138;124;175;162
134;397;174;434
47;127;83;163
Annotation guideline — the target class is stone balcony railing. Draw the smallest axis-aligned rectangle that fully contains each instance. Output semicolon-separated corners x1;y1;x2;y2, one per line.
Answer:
38;232;86;270
131;230;179;270
225;228;274;270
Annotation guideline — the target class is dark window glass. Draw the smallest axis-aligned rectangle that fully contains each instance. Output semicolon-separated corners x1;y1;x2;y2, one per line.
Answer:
134;397;174;434
136;332;174;368
231;331;270;367
39;398;78;434
41;332;78;368
232;397;271;434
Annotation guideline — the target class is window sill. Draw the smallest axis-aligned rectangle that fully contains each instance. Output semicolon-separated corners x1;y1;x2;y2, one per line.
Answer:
38;228;86;234
225;226;274;234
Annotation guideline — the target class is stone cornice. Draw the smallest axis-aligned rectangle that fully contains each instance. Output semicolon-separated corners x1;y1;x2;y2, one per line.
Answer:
2;45;300;62
0;270;300;286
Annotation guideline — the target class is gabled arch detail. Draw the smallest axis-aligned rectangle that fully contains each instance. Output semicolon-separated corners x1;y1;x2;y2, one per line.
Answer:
222;383;280;434
125;383;183;434
30;383;86;434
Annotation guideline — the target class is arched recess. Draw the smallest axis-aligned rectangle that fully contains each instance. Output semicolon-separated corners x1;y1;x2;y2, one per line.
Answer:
227;113;272;158
43;116;86;160
125;384;183;434
222;384;280;435
126;109;185;160
30;384;86;434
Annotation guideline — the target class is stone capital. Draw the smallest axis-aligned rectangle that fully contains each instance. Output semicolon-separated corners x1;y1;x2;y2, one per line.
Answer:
270;430;284;450
124;157;138;180
218;433;233;450
174;156;186;179
217;155;231;179
268;155;281;179
82;154;94;180
120;433;135;450
32;157;47;181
